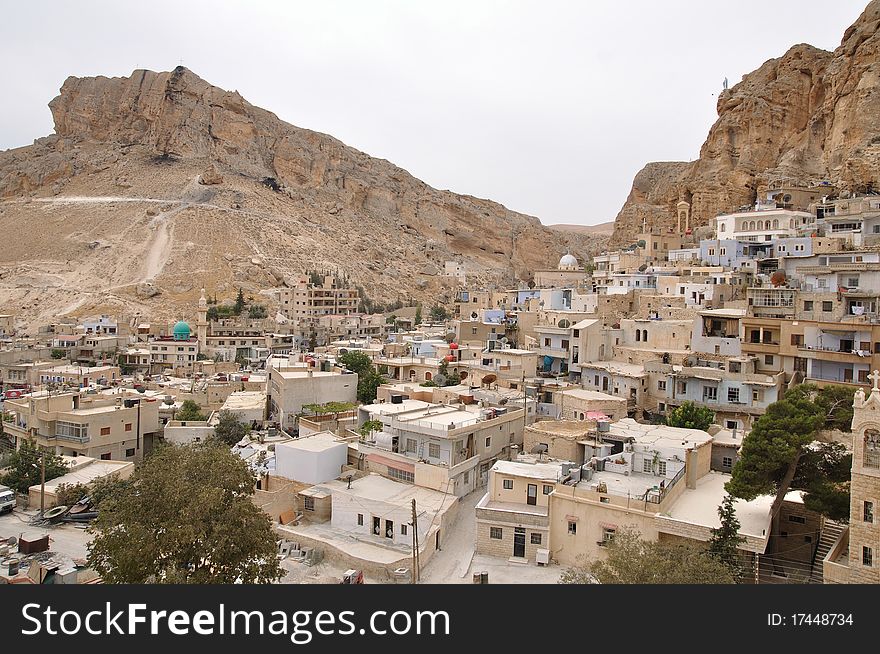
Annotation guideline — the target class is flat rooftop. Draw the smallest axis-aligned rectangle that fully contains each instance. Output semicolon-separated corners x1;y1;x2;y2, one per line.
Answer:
362;399;432;415
577;361;646;377
699;308;746;318
277;431;346;453
321;474;453;513
526;420;594;437
665;471;773;539
557;388;625;403
491;459;566;481
33;459;132;493
221;390;267;411
607;418;712;448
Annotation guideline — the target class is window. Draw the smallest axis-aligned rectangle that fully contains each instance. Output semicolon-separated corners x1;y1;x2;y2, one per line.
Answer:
544;338;551;347
388;467;414;483
567;521;577;535
401;524;408;536
657;461;667;476
463;470;470;485
543;484;553;495
303;496;315;511
530;533;542;545
600;497;610;504
657;380;666;391
788;515;806;524
703;386;718;401
764;355;774;366
727;388;740;403
722;456;733;469
791;334;803;347
601;527;616;545
405;438;417;453
865;501;874;523
125;448;135;457
485;437;491;448
726;420;737;429
490;527;503;540
503;479;514;490
822;301;833;312
100;426;111;436
865;430;880;468
677;381;688;394
124;423;132;432
643;459;653;474
357;514;363;526
100;453;111;460
428;443;440;459
863;546;873;567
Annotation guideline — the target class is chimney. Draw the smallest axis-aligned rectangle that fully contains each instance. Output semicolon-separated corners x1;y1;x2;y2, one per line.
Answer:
686;448;698;489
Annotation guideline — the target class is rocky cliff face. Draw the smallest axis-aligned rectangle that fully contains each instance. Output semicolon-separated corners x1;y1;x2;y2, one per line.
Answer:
611;1;880;245
0;67;602;327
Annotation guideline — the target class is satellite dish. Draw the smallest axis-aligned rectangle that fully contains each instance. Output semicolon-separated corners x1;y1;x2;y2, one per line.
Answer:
530;444;548;454
471;312;478;319
500;336;508;344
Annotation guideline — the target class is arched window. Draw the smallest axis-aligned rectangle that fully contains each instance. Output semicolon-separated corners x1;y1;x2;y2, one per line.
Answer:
425;371;432;381
636;330;641;342
720;224;726;233
642;330;648;343
865;429;880;468
409;370;416;380
772;219;779;229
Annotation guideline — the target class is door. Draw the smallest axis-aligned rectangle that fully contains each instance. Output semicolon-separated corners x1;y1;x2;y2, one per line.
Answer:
373;516;381;536
513;527;526;558
527;484;537;506
602;377;609;391
385;519;394;538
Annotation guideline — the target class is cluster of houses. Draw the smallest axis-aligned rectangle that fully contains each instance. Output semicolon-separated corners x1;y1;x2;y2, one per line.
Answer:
1;182;878;584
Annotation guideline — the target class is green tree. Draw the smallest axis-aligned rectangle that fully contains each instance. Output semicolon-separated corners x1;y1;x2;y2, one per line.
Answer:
213;410;250;446
50;348;67;360
233;287;245;315
359;420;383;438
708;495;747;582
430;305;450;322
0;439;69;494
87;442;283;584
248;304;268;319
338;351;385;403
337;351;372;376
665;401;715;431
414;304;422;326
793;441;852;522
726;383;852;523
175;399;207;422
559;528;734;584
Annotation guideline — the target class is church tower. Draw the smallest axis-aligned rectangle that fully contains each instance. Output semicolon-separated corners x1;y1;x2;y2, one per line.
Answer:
676;200;691;233
196;288;208;350
845;373;880;583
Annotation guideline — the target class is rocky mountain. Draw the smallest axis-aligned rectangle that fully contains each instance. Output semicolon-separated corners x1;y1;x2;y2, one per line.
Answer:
548;221;615;236
0;67;598;329
610;0;880;245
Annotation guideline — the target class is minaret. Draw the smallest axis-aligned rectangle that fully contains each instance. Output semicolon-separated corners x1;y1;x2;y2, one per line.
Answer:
196;288;208;350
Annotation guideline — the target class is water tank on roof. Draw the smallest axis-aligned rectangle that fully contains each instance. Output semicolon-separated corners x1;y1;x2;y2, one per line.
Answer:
597;420;610;432
390;394;404;404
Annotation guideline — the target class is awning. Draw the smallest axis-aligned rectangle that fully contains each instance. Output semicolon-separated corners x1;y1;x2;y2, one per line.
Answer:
366;453;415;473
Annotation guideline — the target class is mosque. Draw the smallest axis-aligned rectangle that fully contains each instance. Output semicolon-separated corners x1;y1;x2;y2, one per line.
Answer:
532;252;586;288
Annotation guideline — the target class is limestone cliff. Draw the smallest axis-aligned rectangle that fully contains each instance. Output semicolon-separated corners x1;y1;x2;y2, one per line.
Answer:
611;1;880;245
0;68;602;326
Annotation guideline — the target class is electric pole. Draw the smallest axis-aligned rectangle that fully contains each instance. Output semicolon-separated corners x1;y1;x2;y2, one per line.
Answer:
39;450;46;517
410;499;420;584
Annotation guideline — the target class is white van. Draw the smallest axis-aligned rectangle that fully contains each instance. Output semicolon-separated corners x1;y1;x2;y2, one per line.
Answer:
0;485;15;514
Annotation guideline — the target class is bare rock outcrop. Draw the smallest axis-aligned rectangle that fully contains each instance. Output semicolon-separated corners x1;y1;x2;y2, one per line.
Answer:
610;1;880;245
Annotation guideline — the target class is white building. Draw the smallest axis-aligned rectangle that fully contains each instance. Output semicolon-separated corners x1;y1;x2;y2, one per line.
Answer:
267;367;357;431
275;431;349;485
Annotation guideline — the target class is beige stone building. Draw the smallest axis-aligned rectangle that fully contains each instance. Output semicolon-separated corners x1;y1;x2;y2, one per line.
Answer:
278;275;360;321
5;391;161;461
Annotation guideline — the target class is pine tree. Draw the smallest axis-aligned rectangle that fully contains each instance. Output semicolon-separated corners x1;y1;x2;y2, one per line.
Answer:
233;287;245;315
708;494;746;582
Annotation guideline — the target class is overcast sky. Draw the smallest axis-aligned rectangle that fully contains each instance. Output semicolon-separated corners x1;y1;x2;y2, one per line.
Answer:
0;1;869;225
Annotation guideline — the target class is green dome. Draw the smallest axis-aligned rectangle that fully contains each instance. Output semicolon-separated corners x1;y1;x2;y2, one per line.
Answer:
172;320;191;341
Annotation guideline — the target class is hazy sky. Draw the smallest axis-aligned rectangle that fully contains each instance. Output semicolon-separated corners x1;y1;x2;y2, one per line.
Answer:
0;1;869;225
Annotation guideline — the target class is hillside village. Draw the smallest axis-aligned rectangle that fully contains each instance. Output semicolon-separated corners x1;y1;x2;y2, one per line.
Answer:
2;183;879;585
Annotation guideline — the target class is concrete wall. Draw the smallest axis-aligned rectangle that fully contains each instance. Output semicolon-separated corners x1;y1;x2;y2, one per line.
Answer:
275;439;348;485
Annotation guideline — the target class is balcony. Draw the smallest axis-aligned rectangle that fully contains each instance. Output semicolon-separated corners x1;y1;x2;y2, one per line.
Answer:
536;346;570;360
